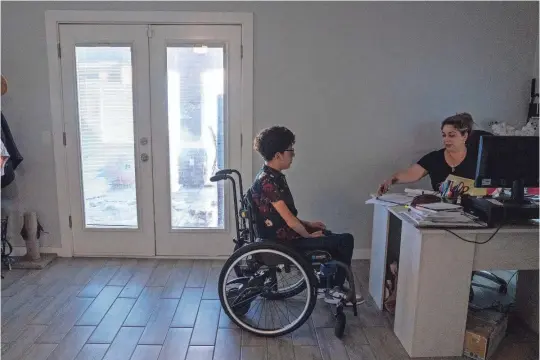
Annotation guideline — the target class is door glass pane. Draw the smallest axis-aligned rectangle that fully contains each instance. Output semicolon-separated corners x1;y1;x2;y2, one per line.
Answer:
167;46;225;229
75;47;138;228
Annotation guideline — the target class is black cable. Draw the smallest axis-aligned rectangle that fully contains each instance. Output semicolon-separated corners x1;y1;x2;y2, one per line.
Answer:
444;222;504;244
445;197;510;244
505;269;518;287
470;300;515;314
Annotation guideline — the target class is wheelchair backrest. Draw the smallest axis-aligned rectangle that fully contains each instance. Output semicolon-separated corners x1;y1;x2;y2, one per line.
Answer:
244;188;263;242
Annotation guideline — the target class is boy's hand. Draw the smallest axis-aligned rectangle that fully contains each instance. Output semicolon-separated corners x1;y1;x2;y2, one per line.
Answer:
308;221;326;230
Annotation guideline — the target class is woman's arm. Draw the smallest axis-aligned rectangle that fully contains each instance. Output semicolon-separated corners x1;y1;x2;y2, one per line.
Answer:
271;201;323;238
378;164;427;195
391;164;427;184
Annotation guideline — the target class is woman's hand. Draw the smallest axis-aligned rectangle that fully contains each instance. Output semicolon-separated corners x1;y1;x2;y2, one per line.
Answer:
309;230;324;238
378;165;428;195
378;178;396;195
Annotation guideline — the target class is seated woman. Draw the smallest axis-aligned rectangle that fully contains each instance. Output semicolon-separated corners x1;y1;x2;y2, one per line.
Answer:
250;125;364;305
378;112;480;194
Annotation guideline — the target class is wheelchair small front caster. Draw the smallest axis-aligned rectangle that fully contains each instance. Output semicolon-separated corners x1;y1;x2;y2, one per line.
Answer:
334;306;346;338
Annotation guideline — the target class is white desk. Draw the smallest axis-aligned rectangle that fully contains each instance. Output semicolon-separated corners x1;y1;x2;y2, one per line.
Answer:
368;203;539;358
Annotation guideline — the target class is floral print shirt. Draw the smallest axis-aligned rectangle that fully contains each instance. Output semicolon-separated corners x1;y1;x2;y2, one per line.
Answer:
250;165;300;240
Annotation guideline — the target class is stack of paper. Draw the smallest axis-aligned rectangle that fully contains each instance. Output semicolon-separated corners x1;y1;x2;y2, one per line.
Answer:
415;202;462;212
401;204;486;228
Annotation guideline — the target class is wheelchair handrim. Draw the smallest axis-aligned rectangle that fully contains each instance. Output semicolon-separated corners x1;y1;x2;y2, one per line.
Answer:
221;248;313;336
272;264;305;293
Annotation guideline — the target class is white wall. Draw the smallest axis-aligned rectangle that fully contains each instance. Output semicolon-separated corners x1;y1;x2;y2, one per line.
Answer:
1;1;538;253
534;35;539;91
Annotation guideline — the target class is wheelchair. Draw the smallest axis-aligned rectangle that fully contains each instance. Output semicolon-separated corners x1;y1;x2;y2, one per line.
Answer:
210;169;360;339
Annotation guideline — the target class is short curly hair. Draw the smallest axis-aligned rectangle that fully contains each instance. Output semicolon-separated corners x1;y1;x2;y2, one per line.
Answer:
253;126;296;161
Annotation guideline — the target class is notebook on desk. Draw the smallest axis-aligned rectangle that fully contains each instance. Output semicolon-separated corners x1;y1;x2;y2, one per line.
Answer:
400;210;488;228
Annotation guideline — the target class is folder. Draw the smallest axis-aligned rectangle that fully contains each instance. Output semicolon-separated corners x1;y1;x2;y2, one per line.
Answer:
444;174;487;197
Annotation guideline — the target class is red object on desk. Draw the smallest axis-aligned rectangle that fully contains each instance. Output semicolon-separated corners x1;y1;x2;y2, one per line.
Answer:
486;187;539;195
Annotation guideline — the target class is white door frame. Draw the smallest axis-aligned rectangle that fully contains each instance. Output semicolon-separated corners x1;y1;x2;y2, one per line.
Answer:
45;10;253;257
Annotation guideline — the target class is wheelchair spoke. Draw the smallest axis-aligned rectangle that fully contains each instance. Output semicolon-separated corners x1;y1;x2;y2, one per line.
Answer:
244;298;261;325
270;301;283;328
268;300;278;330
263;299;269;329
286;296;307;320
256;299;265;328
276;271;301;290
231;289;263;308
273;299;292;327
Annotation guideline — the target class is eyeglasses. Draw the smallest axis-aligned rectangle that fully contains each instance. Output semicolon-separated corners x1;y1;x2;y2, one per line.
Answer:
284;148;295;152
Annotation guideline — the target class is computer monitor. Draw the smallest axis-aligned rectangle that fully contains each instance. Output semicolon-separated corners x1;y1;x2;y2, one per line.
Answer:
474;135;539;203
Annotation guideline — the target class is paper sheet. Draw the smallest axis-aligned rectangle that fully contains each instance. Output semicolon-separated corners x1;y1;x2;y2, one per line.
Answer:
365;193;414;206
404;188;438;196
365;198;400;206
400;211;487;228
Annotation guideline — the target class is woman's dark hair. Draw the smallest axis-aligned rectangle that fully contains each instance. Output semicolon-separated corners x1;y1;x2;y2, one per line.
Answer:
253;125;296;161
441;112;474;136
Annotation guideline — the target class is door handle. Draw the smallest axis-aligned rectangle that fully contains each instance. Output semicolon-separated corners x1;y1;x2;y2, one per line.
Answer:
141;153;149;162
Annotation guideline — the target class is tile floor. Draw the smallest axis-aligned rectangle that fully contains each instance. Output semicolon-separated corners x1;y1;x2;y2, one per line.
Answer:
1;258;537;360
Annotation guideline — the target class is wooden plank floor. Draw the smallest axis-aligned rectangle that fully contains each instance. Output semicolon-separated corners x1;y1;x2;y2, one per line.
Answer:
1;259;537;360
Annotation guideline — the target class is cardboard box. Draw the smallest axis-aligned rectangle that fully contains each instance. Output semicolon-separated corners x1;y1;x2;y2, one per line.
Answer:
463;309;508;360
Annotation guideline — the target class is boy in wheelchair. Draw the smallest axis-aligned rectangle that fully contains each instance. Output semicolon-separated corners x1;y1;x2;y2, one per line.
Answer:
251;125;364;306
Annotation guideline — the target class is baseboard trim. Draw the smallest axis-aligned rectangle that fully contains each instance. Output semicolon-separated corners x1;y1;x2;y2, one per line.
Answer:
353;248;370;260
11;247;63;257
10;247;372;260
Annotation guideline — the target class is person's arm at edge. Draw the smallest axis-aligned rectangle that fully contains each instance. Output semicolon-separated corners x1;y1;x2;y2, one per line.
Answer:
378;164;428;195
299;219;314;228
271;201;322;238
390;164;427;184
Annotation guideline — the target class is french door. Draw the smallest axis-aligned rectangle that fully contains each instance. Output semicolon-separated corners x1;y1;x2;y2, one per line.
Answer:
58;23;243;257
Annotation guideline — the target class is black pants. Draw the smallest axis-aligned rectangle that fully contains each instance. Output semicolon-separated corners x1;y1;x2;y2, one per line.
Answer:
287;233;355;287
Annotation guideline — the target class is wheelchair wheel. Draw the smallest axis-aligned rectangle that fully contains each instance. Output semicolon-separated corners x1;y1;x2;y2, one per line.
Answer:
259;265;307;301
232;242;244;277
219;241;317;337
231;243;260;278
